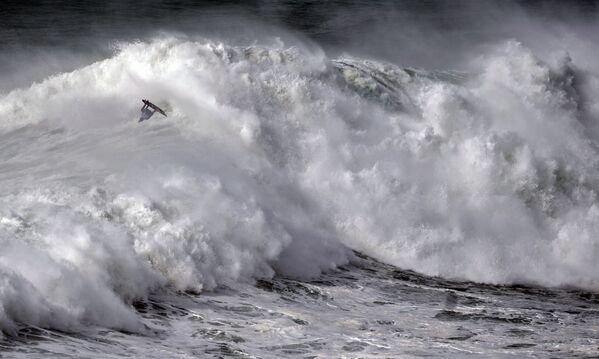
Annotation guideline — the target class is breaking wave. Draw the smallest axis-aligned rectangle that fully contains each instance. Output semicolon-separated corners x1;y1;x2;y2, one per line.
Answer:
1;35;599;333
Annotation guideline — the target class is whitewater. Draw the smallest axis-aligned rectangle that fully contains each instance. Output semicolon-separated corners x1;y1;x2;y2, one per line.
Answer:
1;19;599;357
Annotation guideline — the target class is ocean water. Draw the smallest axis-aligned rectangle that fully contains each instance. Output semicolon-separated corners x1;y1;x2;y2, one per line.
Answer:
0;1;598;357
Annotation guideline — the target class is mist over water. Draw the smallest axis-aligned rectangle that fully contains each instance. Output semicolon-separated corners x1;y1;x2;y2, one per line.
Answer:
1;1;599;357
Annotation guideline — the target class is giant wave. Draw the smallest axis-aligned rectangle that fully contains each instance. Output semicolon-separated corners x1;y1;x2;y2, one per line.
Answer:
0;35;598;334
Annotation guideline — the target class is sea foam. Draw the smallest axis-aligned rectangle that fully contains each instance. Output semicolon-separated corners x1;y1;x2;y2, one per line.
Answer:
0;36;598;332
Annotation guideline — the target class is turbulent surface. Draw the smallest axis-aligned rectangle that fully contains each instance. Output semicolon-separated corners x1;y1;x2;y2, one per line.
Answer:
1;1;599;357
2;253;598;358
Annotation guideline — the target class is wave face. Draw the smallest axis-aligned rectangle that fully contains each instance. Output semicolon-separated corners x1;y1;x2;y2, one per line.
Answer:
1;35;599;332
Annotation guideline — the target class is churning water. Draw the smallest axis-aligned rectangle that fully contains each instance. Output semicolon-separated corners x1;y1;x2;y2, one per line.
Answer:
0;1;598;357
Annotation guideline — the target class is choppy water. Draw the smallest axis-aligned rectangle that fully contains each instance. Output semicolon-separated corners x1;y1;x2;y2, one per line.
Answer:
1;1;598;357
3;253;599;358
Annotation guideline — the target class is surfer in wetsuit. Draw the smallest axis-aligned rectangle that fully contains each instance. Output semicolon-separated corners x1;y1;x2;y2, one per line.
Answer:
139;101;157;122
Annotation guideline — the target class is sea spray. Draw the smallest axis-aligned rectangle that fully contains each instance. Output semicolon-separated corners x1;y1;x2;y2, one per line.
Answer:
0;36;598;333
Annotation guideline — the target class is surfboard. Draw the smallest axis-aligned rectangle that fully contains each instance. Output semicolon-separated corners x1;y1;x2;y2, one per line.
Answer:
142;99;167;117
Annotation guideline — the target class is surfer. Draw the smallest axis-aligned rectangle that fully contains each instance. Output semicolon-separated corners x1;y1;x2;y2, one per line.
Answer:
139;99;167;122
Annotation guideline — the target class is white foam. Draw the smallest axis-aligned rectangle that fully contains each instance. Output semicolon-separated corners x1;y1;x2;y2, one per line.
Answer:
0;36;598;332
